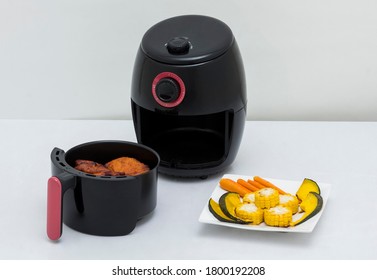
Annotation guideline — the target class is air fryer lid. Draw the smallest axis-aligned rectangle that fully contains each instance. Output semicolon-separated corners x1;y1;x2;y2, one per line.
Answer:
141;15;234;65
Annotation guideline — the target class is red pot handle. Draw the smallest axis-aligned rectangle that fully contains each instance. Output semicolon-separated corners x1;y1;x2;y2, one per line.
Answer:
47;177;63;240
47;174;76;241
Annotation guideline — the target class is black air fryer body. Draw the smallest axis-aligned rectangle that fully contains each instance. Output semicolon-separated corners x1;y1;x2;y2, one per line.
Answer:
131;15;247;178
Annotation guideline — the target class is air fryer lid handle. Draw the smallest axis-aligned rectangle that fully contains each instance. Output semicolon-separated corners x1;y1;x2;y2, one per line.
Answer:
141;15;234;65
166;37;191;55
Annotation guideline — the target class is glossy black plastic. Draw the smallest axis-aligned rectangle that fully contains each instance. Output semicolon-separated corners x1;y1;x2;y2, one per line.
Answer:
50;141;159;237
141;15;234;65
131;37;246;115
132;105;246;178
131;15;246;178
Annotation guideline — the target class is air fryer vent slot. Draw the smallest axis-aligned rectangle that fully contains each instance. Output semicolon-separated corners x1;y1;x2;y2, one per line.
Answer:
155;127;226;167
134;105;232;170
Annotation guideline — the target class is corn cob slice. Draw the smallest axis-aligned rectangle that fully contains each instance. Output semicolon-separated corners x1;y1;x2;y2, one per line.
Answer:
279;194;299;214
264;206;292;227
235;203;264;225
254;188;279;209
243;192;255;203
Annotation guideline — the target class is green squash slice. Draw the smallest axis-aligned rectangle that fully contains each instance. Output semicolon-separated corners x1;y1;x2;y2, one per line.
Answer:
291;192;323;226
208;198;238;223
218;192;249;224
296;178;321;201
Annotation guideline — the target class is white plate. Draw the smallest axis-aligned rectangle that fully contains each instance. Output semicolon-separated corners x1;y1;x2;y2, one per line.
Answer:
199;174;331;233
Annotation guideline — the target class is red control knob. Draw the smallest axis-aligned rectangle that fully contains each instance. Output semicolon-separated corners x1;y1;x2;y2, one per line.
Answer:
152;72;185;108
155;78;180;103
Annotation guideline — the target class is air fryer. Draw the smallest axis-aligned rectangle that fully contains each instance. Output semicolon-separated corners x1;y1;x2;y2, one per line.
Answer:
131;15;247;178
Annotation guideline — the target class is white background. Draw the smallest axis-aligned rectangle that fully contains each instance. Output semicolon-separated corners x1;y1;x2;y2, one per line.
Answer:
1;0;377;121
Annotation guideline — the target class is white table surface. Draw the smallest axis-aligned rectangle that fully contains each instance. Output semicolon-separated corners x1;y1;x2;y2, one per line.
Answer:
0;120;376;260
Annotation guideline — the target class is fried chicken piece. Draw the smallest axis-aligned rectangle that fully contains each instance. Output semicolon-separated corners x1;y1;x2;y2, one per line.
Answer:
74;160;125;176
105;157;150;176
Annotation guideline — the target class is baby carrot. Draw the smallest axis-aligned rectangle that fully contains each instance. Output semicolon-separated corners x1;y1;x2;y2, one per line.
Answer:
253;176;286;194
219;178;251;196
247;179;266;190
237;179;259;192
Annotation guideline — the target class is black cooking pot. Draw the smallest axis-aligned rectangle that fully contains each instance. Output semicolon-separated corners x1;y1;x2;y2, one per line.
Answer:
46;140;159;240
